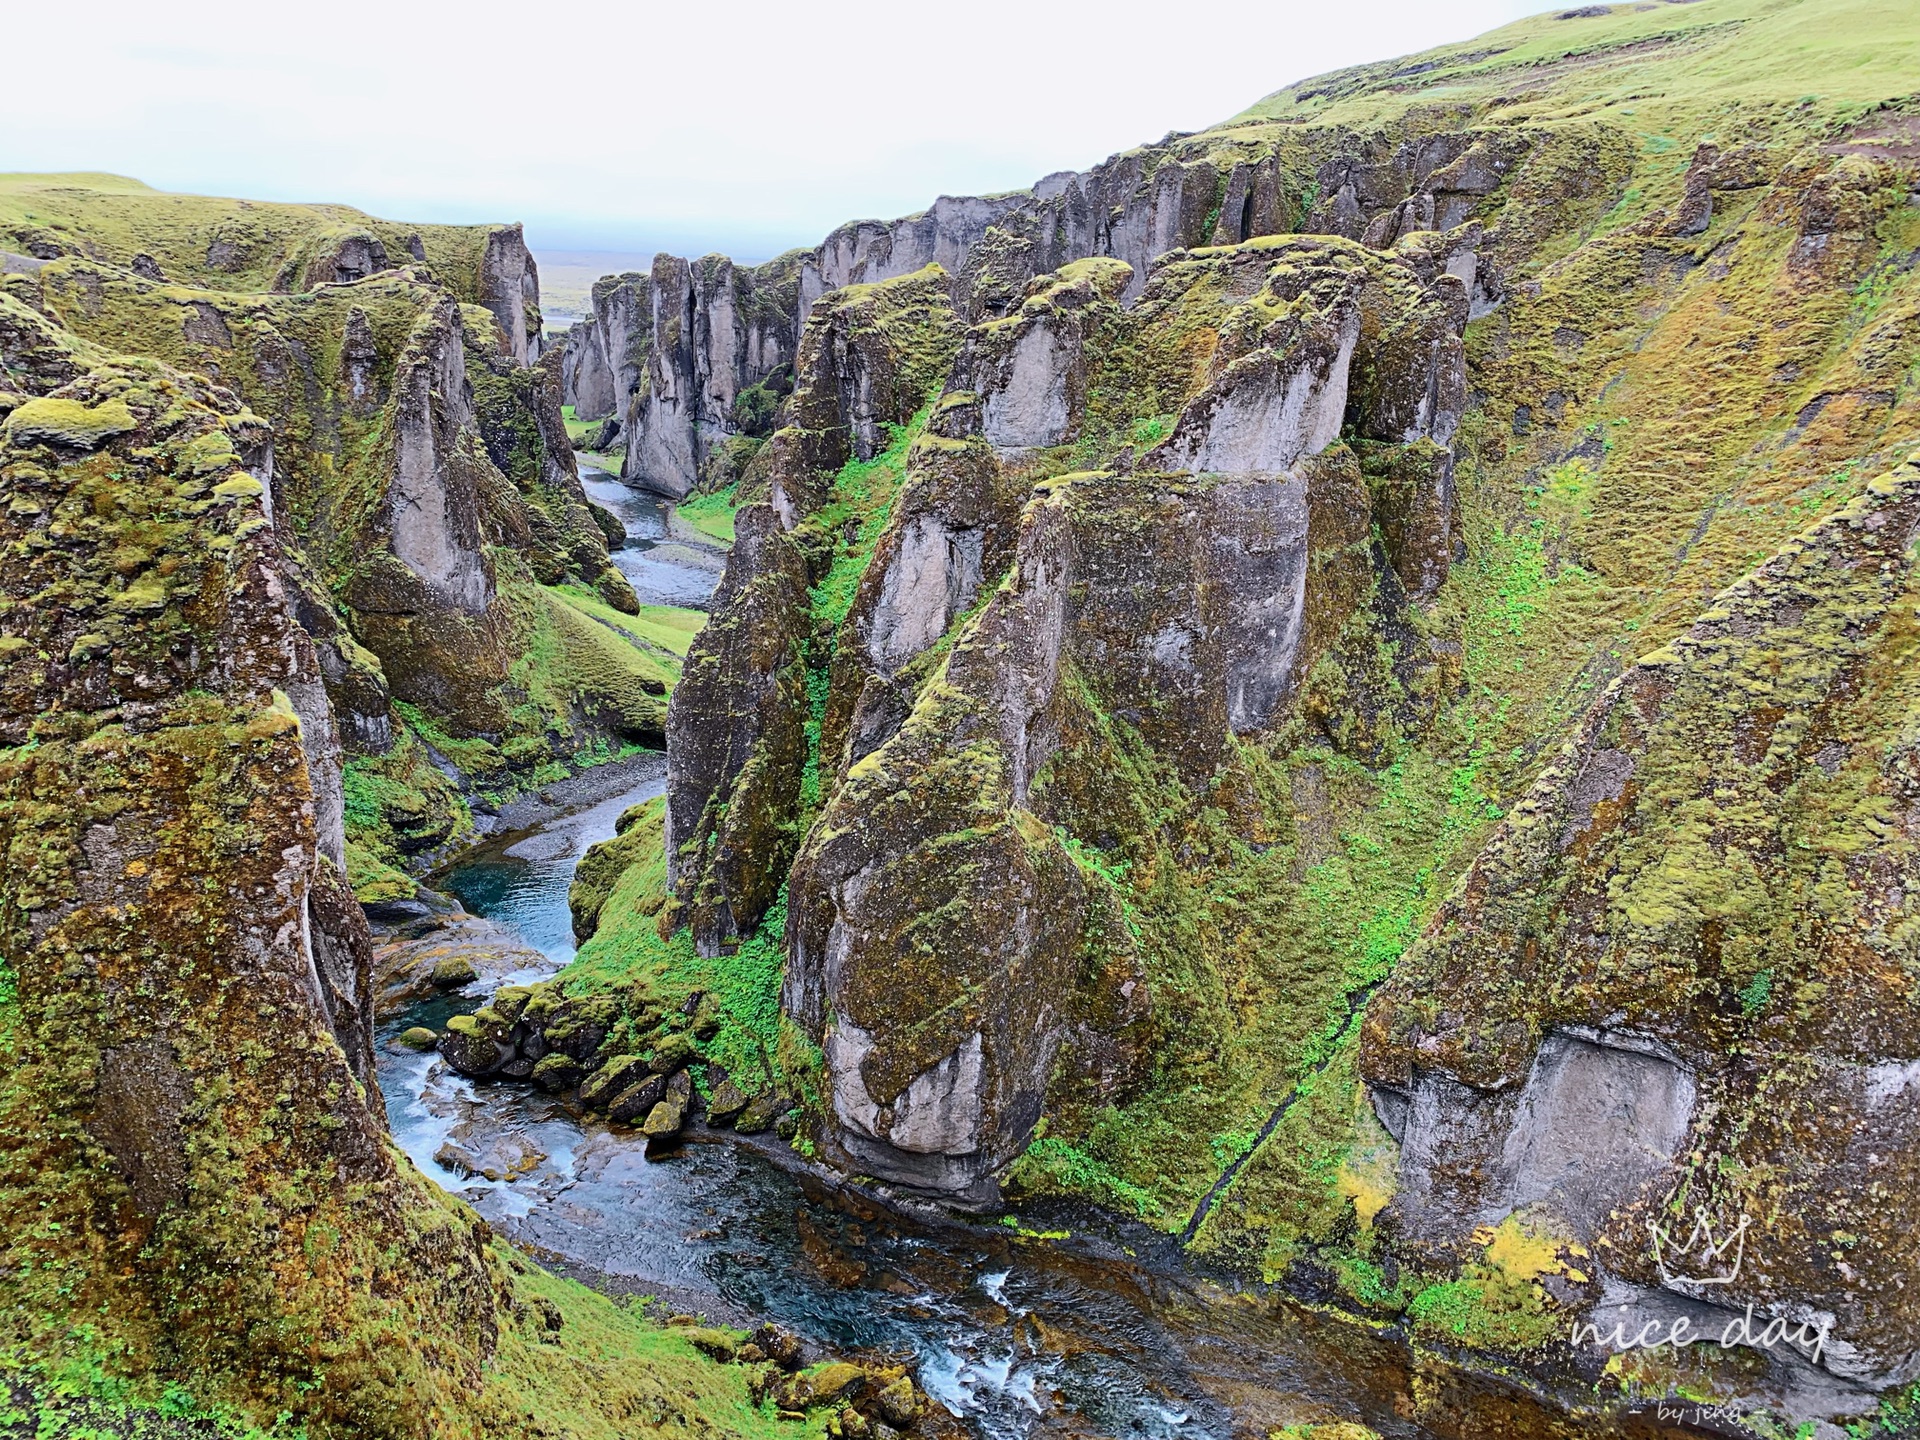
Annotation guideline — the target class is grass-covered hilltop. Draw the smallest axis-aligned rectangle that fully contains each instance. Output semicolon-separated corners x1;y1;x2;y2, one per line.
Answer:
4;0;1920;1432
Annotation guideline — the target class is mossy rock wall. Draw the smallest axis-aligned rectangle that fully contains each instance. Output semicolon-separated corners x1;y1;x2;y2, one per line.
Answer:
3;201;668;890
0;356;502;1433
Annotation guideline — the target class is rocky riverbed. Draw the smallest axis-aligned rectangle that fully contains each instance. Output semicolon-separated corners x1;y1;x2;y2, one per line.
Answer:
370;765;1712;1440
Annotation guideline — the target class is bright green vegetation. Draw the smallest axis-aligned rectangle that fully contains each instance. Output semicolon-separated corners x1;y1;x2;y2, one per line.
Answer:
1011;0;1920;1274
805;409;925;634
472;1252;835;1440
1233;0;1920;130
673;481;739;544
12;0;1920;1432
604;4;1920;1424
560;402;594;444
630;603;708;655
549;410;936;1098
557;799;797;1093
0;177;762;1440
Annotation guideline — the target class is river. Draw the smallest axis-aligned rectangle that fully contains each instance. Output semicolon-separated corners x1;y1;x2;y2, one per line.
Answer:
371;465;1691;1440
577;458;728;610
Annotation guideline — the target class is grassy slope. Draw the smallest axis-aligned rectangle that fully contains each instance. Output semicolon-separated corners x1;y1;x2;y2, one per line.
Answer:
3;1246;835;1440
1229;0;1917;126
673;483;741;543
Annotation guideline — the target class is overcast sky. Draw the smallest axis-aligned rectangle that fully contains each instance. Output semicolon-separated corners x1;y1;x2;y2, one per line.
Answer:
5;0;1552;263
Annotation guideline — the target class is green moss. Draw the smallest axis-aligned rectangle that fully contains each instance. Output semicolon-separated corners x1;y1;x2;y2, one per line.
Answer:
503;584;673;750
3;395;136;448
344;838;415;904
1004;1133;1162;1221
673;482;739;544
559;403;593;444
1403;1213;1585;1355
803;404;929;633
559;801;789;1090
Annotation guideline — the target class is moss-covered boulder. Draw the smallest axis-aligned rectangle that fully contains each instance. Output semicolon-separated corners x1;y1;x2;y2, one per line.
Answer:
440;1009;517;1076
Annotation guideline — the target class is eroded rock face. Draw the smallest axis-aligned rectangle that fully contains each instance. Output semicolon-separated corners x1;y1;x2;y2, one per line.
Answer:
1361;458;1920;1390
663;268;963;956
586;114;1566;496
479;223;542;366
341;297;517;735
0;359;498;1426
772;237;1468;1201
385;297;493;615
958;257;1131;452
560;270;650;422
663;502;810;955
294;228;393;291
623;253;800;499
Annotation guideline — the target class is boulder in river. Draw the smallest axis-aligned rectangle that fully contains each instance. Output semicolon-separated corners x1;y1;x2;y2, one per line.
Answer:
439;1009;516;1074
607;1073;667;1123
491;984;534;1024
430;954;478;987
875;1376;919;1428
642;1101;685;1151
706;1077;749;1127
435;1124;545;1182
530;1053;584;1090
373;914;547;1012
579;1053;646;1107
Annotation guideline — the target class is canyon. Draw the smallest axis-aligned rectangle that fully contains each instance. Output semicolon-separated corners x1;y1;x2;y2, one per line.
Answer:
4;0;1920;1435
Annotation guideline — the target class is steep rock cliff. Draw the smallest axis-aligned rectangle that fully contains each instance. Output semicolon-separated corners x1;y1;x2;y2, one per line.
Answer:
3;192;677;896
1361;457;1920;1395
776;235;1466;1203
0;359;502;1431
0;178;811;1440
619;252;801;499
664;266;962;955
577;102;1550;499
559;268;651;425
556;1;1920;1426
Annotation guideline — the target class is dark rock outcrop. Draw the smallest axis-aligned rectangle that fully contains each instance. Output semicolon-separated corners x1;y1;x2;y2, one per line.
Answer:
664;267;962;956
762;236;1467;1202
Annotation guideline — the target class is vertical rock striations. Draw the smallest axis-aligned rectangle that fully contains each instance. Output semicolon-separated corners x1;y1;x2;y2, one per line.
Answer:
664;267;962;956
777;237;1467;1203
620;252;803;499
574;124;1537;498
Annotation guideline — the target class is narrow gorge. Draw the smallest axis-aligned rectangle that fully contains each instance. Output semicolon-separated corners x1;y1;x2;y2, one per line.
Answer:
4;0;1920;1436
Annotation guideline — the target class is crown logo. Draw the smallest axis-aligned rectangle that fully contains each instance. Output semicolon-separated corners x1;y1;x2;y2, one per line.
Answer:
1649;1207;1750;1288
